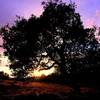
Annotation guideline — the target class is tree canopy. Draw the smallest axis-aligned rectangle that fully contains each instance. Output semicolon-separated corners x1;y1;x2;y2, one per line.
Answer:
0;15;40;78
0;0;100;79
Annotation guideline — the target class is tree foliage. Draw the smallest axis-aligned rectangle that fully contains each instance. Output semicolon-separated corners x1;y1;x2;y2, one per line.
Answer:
0;15;40;78
40;0;99;78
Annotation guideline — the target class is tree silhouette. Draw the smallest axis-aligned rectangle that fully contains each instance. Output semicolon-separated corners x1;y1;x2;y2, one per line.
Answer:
39;0;100;82
0;15;40;78
39;0;87;79
0;0;100;81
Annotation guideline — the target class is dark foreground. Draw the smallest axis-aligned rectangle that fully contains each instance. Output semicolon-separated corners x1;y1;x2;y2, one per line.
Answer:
0;80;99;100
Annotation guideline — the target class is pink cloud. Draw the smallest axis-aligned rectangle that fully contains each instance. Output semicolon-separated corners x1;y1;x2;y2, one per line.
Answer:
0;48;4;53
96;10;100;18
0;37;3;45
0;37;4;53
84;18;94;28
23;8;43;19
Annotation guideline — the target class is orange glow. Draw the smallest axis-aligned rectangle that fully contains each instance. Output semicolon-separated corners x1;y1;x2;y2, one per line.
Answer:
0;53;56;78
31;67;55;77
0;53;11;75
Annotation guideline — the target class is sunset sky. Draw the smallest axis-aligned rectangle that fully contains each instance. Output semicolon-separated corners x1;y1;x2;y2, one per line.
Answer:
0;0;100;46
0;0;100;27
0;0;100;75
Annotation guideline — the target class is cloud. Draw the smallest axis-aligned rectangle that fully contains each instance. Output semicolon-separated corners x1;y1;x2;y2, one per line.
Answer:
94;10;100;27
96;10;100;18
0;37;4;53
84;18;94;28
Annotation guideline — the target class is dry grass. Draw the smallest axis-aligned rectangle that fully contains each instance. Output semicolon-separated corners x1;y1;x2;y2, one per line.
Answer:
0;80;99;100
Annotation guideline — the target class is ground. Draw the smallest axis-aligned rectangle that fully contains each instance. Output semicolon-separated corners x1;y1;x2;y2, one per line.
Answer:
0;80;99;100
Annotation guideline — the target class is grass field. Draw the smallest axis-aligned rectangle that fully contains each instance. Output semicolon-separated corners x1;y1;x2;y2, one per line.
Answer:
0;80;99;100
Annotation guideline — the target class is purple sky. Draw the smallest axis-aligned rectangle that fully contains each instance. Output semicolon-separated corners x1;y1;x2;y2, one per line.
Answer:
0;0;100;52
